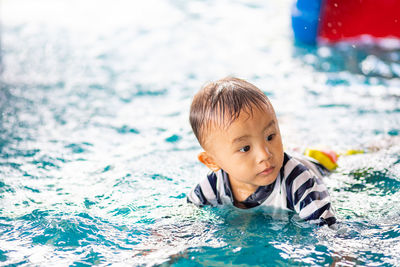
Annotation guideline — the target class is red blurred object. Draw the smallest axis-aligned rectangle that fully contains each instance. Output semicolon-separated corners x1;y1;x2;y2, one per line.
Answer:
318;0;400;43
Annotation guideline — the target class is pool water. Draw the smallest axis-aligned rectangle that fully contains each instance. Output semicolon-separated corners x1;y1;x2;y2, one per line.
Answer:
1;0;400;266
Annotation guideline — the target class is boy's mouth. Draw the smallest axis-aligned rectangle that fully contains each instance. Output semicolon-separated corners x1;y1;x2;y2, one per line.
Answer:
259;166;274;176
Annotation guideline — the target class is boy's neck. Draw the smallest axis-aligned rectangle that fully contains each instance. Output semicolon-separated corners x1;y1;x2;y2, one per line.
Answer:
228;177;259;203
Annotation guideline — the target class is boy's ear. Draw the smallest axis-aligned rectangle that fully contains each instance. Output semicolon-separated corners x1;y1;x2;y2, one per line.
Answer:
198;152;221;172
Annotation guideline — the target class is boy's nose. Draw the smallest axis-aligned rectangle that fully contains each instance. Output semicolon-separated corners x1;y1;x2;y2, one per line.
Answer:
258;145;272;164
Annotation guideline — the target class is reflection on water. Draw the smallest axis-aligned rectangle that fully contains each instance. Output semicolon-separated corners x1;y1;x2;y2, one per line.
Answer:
0;0;400;266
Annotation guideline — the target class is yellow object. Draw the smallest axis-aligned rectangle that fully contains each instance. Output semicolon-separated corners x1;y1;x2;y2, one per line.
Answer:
342;149;365;156
304;149;338;171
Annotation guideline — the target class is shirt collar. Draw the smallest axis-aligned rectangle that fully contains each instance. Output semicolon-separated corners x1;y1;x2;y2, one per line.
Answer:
221;169;278;209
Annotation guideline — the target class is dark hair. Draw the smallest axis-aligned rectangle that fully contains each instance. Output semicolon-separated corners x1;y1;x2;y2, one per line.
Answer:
189;77;271;147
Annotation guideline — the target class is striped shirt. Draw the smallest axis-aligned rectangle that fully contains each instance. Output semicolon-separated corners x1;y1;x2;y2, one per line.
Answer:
187;152;336;226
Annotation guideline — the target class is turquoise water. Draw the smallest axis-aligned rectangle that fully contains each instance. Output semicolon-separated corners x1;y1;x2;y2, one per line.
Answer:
1;0;400;266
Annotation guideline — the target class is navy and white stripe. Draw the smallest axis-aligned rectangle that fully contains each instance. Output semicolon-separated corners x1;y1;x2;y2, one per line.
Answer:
187;152;336;226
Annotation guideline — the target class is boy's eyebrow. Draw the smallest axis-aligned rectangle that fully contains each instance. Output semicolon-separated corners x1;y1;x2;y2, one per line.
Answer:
232;134;251;144
264;120;275;131
231;120;275;144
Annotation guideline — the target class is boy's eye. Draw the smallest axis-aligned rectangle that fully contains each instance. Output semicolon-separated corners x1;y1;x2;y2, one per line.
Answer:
266;134;275;141
239;146;250;153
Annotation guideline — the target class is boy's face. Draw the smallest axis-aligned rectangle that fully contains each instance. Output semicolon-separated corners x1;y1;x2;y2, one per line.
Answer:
199;103;284;198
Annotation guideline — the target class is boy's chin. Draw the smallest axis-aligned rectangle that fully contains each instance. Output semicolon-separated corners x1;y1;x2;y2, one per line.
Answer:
257;175;278;186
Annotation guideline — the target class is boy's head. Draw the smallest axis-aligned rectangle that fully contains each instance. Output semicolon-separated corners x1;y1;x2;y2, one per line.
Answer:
190;77;284;199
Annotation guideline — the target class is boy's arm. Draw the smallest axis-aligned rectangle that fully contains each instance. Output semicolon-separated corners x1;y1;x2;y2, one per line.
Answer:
297;176;336;226
187;172;220;207
286;166;336;226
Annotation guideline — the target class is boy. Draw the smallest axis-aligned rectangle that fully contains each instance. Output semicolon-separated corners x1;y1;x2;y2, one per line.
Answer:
187;77;336;226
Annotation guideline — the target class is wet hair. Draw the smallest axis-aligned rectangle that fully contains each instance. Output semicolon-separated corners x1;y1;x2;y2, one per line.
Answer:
189;77;271;147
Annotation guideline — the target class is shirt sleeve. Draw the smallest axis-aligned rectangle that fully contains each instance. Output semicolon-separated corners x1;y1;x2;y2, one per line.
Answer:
285;162;337;226
187;172;220;207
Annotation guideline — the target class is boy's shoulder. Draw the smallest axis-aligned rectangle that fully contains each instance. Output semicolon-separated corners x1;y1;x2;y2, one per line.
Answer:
283;151;330;180
187;171;222;207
